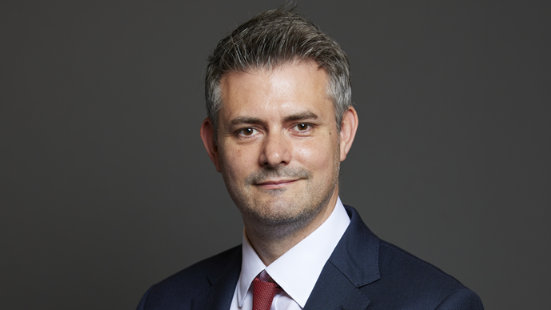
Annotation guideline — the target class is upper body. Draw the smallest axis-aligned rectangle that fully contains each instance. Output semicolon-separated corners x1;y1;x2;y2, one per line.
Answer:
138;4;483;309
137;203;483;310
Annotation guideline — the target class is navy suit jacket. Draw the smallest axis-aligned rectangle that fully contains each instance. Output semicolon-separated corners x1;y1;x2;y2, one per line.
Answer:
137;205;483;309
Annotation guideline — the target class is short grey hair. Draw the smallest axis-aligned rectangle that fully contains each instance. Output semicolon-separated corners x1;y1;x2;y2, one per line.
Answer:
205;4;351;132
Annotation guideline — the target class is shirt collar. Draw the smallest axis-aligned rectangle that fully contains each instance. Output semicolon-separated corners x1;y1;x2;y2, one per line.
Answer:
237;197;350;308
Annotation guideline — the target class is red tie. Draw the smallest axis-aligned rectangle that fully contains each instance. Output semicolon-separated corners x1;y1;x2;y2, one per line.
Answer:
252;276;282;310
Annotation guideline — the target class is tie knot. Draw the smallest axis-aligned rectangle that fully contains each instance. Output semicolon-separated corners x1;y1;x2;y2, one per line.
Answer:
252;276;282;310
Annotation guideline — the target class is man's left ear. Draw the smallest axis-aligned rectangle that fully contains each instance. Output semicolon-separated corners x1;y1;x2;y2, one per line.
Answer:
200;117;222;172
339;106;359;162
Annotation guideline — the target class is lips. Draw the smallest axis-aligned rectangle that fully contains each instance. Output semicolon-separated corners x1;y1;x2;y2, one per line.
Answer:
256;179;298;189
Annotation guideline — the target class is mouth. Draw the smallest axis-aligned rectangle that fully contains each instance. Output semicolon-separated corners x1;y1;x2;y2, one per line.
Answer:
255;179;299;189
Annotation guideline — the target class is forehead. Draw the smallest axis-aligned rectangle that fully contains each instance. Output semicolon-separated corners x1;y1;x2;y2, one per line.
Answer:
218;61;333;121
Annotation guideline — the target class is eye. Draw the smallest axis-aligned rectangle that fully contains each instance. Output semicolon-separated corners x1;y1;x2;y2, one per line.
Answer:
295;123;310;131
238;127;257;136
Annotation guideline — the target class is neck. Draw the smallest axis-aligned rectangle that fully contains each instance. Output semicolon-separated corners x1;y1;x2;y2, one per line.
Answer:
243;191;339;266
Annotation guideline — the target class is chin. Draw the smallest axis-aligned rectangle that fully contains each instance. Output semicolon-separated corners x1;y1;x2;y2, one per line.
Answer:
243;197;324;227
245;205;321;240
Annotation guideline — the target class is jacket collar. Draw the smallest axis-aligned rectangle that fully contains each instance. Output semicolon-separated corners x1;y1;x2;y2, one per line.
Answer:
304;205;380;310
329;205;380;287
203;246;242;310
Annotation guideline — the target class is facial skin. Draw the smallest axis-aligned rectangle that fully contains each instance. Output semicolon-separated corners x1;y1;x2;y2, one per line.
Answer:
201;60;358;264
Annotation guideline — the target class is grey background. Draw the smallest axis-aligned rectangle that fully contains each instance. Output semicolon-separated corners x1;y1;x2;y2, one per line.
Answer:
1;0;550;309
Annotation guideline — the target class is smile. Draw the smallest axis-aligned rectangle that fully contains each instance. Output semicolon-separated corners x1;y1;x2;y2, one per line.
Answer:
255;179;299;189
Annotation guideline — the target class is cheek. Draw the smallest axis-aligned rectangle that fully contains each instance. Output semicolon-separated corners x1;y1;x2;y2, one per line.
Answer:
295;139;337;172
220;146;256;178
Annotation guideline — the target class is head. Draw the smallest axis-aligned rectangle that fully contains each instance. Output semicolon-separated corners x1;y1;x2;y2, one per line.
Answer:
200;5;358;240
205;5;351;137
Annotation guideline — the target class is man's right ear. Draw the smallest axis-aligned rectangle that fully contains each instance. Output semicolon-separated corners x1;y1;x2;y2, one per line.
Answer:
200;118;221;172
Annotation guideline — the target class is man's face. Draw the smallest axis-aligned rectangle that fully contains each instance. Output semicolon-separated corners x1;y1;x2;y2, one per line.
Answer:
205;61;348;229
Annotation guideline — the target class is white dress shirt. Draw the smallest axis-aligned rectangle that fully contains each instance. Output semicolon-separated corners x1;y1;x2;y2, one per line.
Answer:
229;197;350;310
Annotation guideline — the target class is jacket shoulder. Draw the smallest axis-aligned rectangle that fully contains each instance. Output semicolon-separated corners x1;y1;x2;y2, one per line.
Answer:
340;205;482;309
369;240;483;309
137;245;241;310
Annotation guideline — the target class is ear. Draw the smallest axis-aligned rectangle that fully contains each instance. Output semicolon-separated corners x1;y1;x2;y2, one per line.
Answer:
200;118;221;172
339;106;359;162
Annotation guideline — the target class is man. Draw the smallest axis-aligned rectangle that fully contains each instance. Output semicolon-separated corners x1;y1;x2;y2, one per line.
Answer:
137;5;483;310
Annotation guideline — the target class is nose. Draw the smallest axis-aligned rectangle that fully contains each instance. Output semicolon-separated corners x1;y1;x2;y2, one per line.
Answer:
258;131;292;168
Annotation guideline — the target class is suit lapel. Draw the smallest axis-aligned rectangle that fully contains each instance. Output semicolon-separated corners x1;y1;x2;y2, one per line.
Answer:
304;262;371;310
199;246;242;310
304;205;381;310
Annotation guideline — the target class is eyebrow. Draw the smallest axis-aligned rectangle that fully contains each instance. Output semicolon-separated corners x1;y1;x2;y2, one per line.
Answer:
284;111;318;122
230;116;263;126
229;111;319;126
